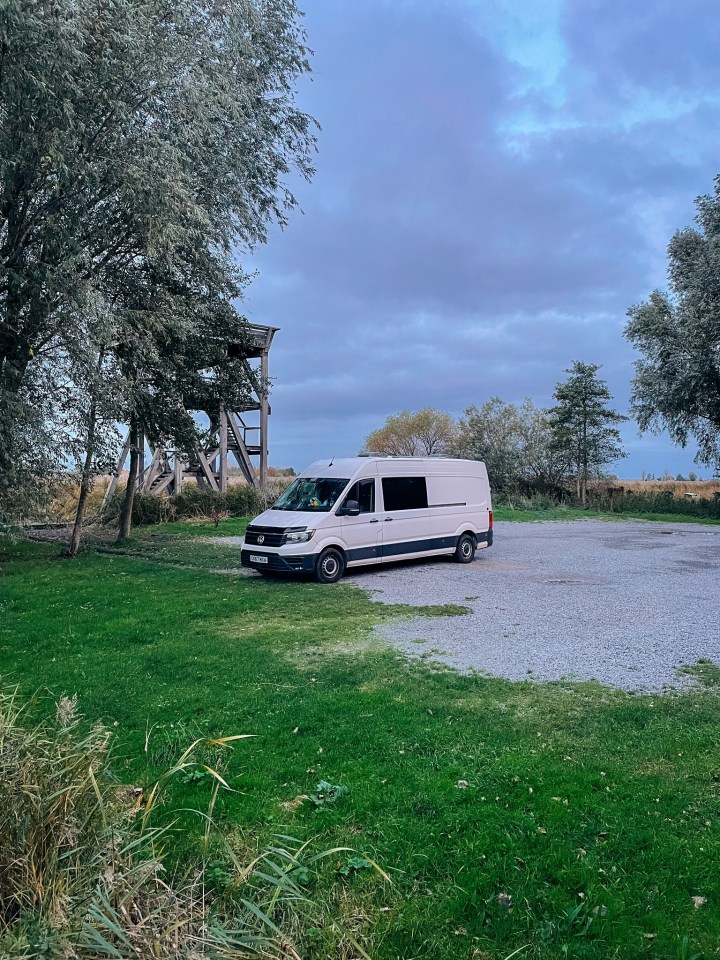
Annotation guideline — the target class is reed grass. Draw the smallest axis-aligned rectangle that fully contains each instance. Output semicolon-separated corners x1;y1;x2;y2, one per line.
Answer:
0;686;362;959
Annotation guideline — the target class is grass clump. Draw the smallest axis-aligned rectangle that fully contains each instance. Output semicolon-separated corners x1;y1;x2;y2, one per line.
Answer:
676;659;720;688
0;686;360;960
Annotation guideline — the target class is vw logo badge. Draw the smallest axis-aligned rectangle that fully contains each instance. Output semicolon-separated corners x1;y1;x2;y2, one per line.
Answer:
257;534;264;544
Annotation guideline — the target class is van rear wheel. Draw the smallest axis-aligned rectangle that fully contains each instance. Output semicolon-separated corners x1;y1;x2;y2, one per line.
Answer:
454;534;476;564
314;547;345;583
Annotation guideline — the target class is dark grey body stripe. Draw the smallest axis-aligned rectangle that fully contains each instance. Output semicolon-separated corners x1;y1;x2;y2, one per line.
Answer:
378;535;458;558
347;529;492;563
346;545;382;562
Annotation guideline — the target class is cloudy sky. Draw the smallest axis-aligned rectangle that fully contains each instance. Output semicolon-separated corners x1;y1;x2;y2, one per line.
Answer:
242;0;720;478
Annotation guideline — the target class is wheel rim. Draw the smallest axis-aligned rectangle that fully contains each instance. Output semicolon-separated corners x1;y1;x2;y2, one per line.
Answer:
322;555;339;577
461;540;472;559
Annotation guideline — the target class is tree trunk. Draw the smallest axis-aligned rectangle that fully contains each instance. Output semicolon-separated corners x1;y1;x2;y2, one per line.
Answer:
575;445;581;501
69;438;95;557
117;418;140;541
68;357;103;556
581;404;588;506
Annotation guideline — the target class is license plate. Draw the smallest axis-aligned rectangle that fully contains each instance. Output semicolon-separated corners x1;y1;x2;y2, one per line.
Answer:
249;554;268;564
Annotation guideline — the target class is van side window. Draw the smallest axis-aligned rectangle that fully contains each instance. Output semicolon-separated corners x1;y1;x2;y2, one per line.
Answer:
381;476;428;511
342;479;375;513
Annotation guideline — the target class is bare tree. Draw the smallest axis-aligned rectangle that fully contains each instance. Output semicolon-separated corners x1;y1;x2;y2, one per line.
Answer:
363;408;456;456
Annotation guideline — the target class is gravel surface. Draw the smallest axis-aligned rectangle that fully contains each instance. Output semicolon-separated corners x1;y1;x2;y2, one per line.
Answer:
346;520;720;690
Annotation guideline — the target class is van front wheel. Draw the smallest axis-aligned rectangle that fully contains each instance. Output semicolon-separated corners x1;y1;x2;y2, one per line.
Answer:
314;548;345;583
454;534;476;564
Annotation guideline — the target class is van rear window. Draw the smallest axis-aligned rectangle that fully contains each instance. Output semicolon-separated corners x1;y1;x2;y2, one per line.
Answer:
381;476;428;511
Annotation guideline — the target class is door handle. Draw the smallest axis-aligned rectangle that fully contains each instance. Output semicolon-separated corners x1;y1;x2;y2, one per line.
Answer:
384;518;393;521
369;518;379;524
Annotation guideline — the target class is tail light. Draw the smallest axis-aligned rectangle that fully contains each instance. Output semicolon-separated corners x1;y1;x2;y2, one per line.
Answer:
488;510;493;528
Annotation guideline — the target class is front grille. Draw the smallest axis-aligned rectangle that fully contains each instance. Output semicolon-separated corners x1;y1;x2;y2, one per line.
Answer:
245;525;286;547
241;550;313;574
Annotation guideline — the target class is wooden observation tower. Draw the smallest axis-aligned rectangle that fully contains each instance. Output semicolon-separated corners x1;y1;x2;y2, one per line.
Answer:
104;323;278;501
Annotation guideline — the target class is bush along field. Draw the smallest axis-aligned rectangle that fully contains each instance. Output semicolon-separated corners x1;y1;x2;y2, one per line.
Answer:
44;478;292;527
2;527;720;959
32;476;720;530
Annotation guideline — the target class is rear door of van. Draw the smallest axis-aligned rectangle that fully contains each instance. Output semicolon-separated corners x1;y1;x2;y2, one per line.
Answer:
426;472;483;543
378;473;430;561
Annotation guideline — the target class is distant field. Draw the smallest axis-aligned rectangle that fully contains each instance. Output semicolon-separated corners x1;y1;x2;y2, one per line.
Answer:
616;479;720;499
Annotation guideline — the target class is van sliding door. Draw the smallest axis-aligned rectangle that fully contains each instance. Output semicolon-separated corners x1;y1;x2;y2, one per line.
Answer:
379;476;430;560
338;478;382;563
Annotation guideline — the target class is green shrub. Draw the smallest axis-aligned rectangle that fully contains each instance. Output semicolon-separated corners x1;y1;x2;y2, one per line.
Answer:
494;485;720;519
494;491;572;511
588;489;720;519
101;479;292;527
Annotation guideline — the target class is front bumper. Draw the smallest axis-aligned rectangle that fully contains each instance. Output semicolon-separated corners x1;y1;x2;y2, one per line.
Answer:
241;549;315;574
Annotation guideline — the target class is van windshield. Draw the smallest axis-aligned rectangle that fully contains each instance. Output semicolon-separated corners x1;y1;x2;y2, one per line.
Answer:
272;477;350;512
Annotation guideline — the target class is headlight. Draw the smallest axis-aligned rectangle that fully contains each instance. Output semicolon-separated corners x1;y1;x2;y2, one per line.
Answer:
285;529;315;544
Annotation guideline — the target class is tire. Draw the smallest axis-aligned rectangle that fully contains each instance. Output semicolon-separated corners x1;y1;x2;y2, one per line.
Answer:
454;533;476;564
314;547;346;583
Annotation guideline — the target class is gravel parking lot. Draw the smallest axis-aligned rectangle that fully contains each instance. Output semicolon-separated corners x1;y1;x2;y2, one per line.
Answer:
347;520;720;690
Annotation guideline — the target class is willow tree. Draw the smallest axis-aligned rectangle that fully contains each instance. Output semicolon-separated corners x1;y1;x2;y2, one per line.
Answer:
0;0;316;523
626;178;720;470
453;398;569;495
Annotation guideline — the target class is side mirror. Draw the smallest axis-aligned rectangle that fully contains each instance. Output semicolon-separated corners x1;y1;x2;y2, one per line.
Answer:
341;500;360;516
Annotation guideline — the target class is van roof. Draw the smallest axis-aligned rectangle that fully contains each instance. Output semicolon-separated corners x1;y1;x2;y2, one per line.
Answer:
301;456;486;478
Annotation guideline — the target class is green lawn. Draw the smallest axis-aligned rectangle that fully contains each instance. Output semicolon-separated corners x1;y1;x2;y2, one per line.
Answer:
2;525;720;959
493;504;720;525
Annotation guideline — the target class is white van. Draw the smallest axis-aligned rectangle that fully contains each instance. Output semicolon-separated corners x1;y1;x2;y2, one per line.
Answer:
241;456;493;583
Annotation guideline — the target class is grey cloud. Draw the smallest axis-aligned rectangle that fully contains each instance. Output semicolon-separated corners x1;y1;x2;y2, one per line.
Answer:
242;0;719;476
561;0;720;96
